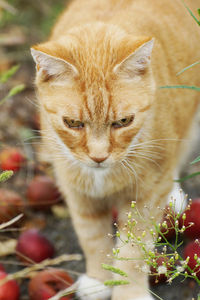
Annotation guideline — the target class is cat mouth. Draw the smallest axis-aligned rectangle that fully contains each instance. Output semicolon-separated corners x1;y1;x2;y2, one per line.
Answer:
88;161;110;170
92;164;107;169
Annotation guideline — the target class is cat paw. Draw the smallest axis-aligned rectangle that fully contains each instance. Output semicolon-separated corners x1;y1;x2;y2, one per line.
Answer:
76;274;112;300
167;182;187;213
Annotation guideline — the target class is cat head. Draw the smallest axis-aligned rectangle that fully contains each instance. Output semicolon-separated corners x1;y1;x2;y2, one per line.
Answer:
31;23;155;170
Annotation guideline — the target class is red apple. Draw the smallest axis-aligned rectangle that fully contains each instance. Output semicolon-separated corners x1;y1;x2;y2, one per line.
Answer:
180;199;200;239
159;206;176;240
0;189;24;223
150;255;172;285
0;148;25;172
27;176;61;209
183;239;200;279
31;113;40;131
0;265;5;272
29;269;74;300
16;229;54;263
0;271;20;300
112;206;118;223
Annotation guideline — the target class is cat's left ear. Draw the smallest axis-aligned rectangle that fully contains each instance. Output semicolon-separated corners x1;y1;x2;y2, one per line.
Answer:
113;38;154;78
30;45;78;81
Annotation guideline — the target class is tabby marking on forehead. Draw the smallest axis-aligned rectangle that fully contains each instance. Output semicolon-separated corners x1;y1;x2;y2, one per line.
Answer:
84;84;110;123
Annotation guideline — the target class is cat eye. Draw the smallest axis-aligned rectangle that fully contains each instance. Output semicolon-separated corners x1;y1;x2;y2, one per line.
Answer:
112;115;135;129
63;117;84;129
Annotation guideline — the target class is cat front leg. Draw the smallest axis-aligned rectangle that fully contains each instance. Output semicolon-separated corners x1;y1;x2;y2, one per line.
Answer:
66;190;113;300
111;228;154;300
111;196;166;300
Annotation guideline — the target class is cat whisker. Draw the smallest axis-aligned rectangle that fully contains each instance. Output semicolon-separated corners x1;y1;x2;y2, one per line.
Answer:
128;146;162;159
25;96;40;109
131;146;164;152
128;160;146;173
121;158;139;202
127;152;162;171
23;136;43;142
131;137;187;150
128;149;162;159
129;144;164;152
120;160;135;199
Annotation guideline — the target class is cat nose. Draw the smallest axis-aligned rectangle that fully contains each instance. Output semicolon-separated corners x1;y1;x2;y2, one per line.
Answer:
90;156;108;163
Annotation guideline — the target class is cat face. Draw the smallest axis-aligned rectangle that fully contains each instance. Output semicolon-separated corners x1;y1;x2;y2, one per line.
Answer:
32;24;155;170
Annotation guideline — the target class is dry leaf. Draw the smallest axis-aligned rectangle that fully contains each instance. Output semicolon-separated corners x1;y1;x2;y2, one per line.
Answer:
51;205;69;219
0;239;17;256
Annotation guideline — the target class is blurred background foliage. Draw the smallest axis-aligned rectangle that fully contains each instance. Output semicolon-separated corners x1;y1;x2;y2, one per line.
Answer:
0;0;68;71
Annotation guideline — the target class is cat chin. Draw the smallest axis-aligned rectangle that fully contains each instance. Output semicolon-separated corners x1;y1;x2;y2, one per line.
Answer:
82;163;110;173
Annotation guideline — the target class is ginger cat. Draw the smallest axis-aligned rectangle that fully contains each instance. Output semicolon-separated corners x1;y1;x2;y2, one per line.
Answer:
31;0;200;299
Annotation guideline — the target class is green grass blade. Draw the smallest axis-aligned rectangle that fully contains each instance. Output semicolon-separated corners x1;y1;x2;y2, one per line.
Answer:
7;84;25;97
160;85;200;91
174;172;200;182
0;171;14;183
0;84;25;106
0;65;19;83
104;280;130;286
181;0;200;25
190;156;200;165
102;264;128;277
177;60;200;76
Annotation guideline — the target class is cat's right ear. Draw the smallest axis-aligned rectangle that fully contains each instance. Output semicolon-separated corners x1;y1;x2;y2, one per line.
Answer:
113;38;154;79
30;46;78;82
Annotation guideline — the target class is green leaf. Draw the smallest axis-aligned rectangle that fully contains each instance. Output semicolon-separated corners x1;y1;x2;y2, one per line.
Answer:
174;172;200;182
176;60;200;76
198;9;200;17
104;280;130;286
102;264;128;277
160;85;200;91
0;84;25;106
7;84;25;97
0;65;19;83
0;171;14;183
181;1;200;26
190;156;200;164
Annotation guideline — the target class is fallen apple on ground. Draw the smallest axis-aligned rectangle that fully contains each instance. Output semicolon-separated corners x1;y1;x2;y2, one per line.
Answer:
29;269;74;300
0;271;20;300
183;239;200;280
27;175;61;209
0;188;24;223
180;199;200;239
112;206;118;223
149;255;172;285
0;147;25;172
16;229;55;263
0;265;5;272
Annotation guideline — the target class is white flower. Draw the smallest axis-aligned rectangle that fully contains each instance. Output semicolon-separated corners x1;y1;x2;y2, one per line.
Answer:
167;277;173;284
176;266;184;272
141;265;149;273
145;240;154;251
158;265;167;275
180;260;188;266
